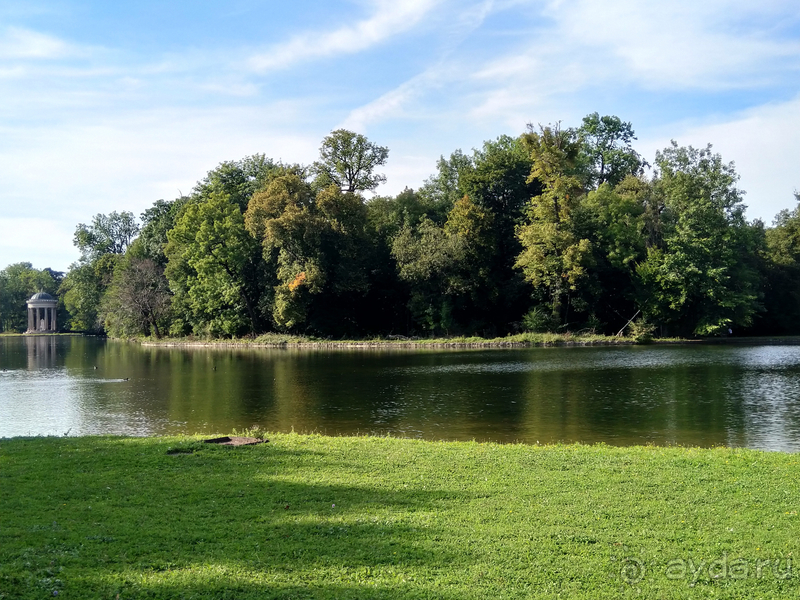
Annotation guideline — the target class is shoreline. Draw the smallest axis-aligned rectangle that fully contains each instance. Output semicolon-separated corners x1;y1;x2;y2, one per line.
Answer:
137;333;658;349
7;331;800;349
137;335;800;350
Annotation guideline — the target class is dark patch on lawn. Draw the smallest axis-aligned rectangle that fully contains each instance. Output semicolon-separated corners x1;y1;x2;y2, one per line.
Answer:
203;436;268;446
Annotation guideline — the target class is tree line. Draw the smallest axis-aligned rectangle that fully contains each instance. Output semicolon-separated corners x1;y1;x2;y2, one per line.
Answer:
3;116;800;339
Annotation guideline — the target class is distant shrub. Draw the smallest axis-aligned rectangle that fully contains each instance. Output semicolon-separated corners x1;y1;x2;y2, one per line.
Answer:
522;307;559;333
628;318;656;343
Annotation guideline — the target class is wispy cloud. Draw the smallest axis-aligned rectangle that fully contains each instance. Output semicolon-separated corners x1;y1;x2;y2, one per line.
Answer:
248;0;441;72
553;0;800;89
338;0;500;130
475;0;800;93
0;26;80;60
637;94;800;222
461;0;800;129
339;67;446;131
0;217;75;270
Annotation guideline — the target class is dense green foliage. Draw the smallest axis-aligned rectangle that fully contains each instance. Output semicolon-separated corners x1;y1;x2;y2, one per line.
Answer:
0;263;62;332
4;117;800;338
2;434;799;598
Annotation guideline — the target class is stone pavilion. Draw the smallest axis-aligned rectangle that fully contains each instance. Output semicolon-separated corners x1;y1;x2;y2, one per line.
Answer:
26;292;58;333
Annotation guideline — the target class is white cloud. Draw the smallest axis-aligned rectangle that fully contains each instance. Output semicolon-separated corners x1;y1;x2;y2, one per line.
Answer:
469;0;800;122
339;69;440;131
337;0;501;130
0;104;325;271
638;95;800;222
248;0;441;72
380;150;442;196
0;26;78;60
553;0;800;89
0;66;25;78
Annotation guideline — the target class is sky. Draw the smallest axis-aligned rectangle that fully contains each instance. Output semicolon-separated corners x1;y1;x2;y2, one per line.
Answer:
1;0;799;273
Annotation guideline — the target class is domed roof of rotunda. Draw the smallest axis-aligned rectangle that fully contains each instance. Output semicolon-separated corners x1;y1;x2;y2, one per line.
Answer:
29;292;55;301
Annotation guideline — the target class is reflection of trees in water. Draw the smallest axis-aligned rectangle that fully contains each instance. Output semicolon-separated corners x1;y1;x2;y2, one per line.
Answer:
130;347;321;433
7;338;800;449
518;357;749;447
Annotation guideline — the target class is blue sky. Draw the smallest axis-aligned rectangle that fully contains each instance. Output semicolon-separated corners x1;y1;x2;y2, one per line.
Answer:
1;0;799;272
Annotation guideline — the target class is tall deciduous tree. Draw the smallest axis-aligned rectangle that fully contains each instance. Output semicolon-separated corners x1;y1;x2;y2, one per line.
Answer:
460;136;538;331
636;142;761;335
245;174;373;333
417;149;474;217
312;129;389;194
163;157;283;336
74;211;140;262
392;196;495;335
63;211;139;332
578;113;646;189
516;123;593;323
569;177;648;330
101;257;172;338
193;154;280;211
60;254;119;332
755;192;800;333
166;190;266;337
135;197;190;266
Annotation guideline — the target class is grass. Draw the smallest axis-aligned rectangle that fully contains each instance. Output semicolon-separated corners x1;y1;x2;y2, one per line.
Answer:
2;434;799;598
137;331;646;349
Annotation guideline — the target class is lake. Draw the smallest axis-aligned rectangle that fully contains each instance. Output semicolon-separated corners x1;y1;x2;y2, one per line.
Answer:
2;335;800;451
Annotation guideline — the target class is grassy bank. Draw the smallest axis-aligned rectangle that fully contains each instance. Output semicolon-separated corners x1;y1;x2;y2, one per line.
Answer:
1;434;798;599
138;332;652;349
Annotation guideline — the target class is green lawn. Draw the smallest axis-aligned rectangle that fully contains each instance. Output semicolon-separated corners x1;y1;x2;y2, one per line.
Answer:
1;434;798;598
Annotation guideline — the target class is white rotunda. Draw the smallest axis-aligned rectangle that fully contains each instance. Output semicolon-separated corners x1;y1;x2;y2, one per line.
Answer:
26;292;58;333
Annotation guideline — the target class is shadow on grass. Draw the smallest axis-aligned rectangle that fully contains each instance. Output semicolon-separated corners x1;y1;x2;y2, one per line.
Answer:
0;437;471;599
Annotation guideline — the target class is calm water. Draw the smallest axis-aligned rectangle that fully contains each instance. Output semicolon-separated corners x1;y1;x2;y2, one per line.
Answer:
2;336;800;451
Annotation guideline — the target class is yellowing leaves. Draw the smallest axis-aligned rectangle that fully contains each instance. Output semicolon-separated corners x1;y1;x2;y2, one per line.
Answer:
288;271;307;293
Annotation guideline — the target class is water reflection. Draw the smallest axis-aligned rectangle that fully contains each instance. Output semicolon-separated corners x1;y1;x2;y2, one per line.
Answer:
2;336;800;451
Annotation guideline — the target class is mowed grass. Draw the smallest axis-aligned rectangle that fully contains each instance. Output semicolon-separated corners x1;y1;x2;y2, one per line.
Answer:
1;434;799;599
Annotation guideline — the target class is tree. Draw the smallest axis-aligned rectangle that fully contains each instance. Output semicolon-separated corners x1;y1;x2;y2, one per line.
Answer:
134;197;190;266
245;174;373;333
391;196;494;335
74;211;140;262
312;129;389;193
516;123;593;323
366;188;438;240
63;211;140;333
163;156;285;337
60;254;119;332
765;191;800;267
570;178;648;332
417;149;474;217
757;193;800;333
391;217;465;334
166;190;266;337
0;263;59;332
193;154;282;211
578;113;645;189
408;136;540;333
245;173;322;329
101;257;172;338
636;142;761;335
459;136;538;331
